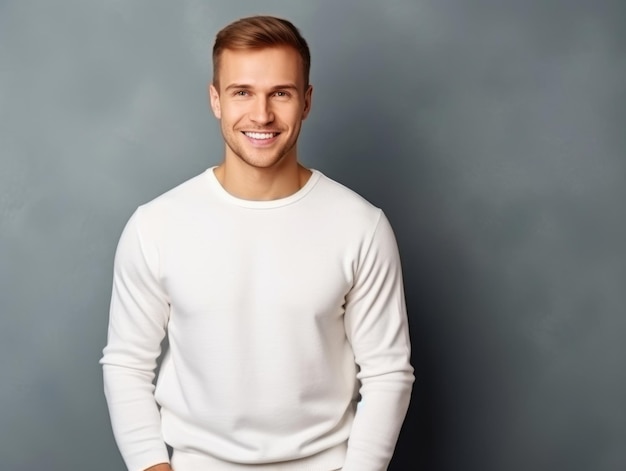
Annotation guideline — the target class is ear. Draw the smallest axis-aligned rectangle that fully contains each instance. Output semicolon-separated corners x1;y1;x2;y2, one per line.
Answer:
209;83;221;119
302;84;313;120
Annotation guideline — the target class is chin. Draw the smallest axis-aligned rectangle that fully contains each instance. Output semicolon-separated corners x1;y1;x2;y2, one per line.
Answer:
241;149;294;168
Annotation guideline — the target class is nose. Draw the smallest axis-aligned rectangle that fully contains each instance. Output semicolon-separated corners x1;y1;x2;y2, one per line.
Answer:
249;96;274;125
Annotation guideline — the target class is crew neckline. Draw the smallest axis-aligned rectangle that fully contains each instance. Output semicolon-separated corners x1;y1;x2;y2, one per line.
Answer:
204;166;321;209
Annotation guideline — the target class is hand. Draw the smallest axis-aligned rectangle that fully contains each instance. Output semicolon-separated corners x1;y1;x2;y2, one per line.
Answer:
144;463;172;471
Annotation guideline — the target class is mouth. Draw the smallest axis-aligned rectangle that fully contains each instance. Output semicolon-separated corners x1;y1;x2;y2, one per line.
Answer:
242;131;280;140
241;131;281;147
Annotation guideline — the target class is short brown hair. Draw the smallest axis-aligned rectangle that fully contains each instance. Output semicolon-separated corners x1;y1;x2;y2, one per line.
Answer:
212;15;311;87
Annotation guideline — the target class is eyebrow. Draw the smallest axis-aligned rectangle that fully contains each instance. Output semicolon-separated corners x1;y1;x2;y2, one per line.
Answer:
224;83;299;92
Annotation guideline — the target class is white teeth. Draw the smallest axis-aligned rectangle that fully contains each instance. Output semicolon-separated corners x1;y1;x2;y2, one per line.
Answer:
244;132;276;140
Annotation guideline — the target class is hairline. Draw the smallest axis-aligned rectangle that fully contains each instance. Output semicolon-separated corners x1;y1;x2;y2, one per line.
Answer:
212;45;310;90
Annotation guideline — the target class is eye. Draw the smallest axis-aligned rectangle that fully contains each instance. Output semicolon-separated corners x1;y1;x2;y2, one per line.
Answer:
234;90;249;97
273;91;290;98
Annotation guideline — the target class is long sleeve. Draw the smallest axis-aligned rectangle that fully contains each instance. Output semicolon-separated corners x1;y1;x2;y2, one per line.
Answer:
342;211;415;471
100;170;414;470
100;208;171;471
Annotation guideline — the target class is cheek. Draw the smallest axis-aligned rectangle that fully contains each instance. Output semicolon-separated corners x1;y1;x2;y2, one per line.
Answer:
280;105;304;123
220;103;248;123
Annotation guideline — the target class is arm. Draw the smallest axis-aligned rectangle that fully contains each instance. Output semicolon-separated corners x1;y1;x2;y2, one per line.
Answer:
100;209;172;471
145;465;172;471
342;211;415;471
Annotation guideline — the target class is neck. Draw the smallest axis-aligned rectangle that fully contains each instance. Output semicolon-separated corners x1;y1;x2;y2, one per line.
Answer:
214;157;311;201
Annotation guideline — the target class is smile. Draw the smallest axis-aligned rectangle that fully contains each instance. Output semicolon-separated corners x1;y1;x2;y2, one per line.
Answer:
242;131;279;140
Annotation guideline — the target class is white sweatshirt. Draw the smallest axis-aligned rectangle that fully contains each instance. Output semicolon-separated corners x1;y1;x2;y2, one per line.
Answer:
101;168;414;471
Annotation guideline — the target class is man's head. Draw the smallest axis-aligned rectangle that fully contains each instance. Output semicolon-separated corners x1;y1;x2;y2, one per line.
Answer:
209;16;313;171
212;15;311;89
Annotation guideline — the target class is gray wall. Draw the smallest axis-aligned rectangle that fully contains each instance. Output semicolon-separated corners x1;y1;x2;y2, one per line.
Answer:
1;1;625;470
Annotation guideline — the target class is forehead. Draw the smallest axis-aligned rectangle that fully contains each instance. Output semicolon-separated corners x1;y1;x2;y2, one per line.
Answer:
217;46;305;89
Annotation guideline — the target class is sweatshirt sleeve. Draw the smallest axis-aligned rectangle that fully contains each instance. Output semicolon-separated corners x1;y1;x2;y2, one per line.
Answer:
342;210;415;471
100;208;171;471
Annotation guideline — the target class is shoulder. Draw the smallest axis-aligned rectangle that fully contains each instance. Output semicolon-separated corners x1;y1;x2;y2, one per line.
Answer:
142;170;210;212
308;171;402;269
312;171;381;213
122;169;211;238
309;170;384;227
136;170;212;221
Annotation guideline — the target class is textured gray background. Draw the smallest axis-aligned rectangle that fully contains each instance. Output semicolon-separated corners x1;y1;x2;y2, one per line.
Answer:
1;1;625;470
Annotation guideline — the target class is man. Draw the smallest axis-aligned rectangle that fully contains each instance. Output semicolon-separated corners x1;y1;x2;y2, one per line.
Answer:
101;15;414;471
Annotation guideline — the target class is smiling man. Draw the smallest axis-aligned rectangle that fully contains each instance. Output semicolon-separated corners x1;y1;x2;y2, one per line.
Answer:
101;15;414;471
210;44;312;200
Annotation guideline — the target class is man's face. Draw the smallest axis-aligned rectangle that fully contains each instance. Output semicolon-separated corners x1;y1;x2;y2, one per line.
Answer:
209;47;312;170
